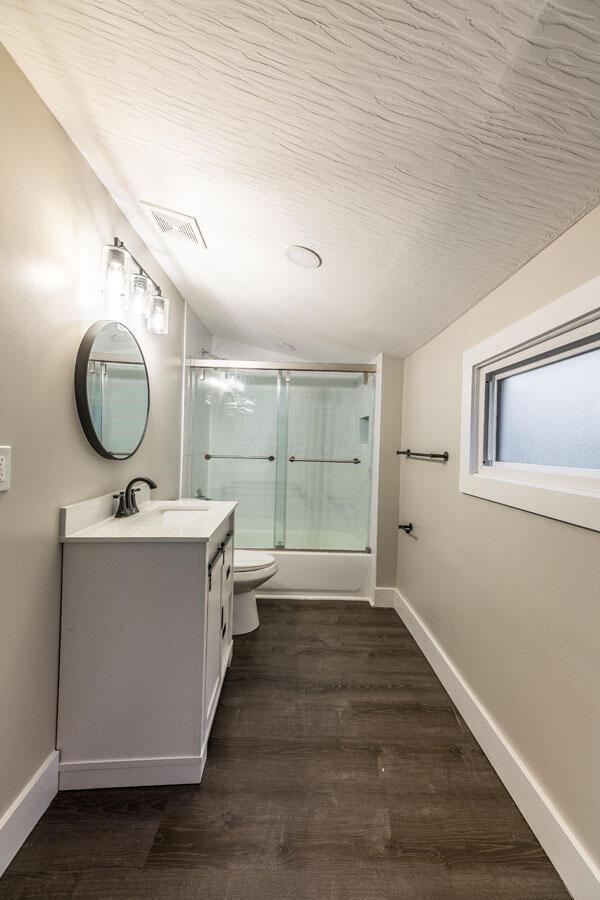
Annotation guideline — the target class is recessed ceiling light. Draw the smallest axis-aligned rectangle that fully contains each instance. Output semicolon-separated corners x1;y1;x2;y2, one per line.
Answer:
278;341;296;352
284;245;322;269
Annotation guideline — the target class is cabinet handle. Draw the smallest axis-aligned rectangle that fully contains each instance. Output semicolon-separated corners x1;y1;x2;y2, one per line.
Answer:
226;565;231;580
208;545;224;589
209;546;224;569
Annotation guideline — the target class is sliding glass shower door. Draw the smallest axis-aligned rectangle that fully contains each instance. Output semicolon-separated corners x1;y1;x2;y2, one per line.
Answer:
284;372;373;550
184;367;279;548
183;365;375;551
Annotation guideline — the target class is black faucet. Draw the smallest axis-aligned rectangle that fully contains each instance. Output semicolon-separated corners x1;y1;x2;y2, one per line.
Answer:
113;476;158;518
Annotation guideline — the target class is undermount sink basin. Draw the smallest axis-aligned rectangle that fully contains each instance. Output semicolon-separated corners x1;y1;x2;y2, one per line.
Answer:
134;507;210;527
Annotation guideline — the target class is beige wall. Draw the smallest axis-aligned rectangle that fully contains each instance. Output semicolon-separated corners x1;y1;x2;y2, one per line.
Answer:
0;47;186;817
397;205;600;865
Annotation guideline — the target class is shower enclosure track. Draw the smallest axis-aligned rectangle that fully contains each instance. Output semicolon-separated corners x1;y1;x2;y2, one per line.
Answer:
187;359;376;373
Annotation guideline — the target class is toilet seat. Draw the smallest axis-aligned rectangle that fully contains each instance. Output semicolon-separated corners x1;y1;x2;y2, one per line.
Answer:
234;550;276;573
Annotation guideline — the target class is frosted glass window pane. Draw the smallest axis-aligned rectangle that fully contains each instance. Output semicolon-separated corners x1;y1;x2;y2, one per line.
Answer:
496;348;600;468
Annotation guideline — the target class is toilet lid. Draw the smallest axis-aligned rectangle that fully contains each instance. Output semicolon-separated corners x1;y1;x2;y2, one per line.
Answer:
234;550;276;573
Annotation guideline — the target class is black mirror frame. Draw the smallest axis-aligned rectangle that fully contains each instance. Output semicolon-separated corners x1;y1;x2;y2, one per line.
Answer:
74;320;150;460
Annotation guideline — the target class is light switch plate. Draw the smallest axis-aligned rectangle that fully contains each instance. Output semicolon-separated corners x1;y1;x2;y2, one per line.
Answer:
0;446;11;491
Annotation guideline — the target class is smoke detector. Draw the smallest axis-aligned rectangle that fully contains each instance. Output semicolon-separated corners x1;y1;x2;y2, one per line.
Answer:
141;202;207;248
284;245;322;268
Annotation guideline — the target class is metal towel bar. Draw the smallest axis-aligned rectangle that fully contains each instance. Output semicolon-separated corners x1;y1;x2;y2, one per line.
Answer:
397;449;449;462
289;456;360;464
205;453;275;461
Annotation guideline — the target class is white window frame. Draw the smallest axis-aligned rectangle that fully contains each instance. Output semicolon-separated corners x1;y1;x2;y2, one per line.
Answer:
460;275;600;531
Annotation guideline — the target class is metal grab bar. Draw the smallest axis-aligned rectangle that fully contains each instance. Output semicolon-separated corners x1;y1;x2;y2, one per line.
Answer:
205;453;275;461
397;449;449;462
288;456;361;464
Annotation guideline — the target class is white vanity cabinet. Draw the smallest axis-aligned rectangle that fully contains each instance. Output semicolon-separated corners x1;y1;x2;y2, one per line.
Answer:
57;498;236;790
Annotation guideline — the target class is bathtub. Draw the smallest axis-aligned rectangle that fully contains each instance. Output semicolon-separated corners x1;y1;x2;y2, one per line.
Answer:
255;549;372;601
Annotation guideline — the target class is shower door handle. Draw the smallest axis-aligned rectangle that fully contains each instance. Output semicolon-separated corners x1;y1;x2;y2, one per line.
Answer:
288;456;361;464
205;454;275;461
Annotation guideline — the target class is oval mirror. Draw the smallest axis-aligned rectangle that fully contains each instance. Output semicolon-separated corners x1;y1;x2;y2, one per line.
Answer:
75;321;150;460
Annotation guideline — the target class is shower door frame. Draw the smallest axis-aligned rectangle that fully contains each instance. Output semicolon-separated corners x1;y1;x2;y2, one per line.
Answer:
187;360;377;373
186;358;377;553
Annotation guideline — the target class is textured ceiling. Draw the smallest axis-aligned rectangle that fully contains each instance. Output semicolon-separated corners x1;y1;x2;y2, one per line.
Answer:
2;1;600;360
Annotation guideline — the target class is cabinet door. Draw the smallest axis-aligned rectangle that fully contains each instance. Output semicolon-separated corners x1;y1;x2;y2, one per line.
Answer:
204;552;223;730
221;533;234;662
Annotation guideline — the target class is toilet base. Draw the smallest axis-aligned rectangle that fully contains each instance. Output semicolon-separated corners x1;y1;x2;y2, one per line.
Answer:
233;589;260;635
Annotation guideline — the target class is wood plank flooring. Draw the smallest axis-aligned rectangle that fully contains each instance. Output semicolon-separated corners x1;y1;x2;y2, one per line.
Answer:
0;599;569;899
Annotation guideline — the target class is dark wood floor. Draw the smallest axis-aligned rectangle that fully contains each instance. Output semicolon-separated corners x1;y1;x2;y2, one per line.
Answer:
1;598;569;899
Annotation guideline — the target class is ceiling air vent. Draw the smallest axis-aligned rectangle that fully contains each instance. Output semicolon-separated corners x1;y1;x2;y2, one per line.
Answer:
141;202;207;248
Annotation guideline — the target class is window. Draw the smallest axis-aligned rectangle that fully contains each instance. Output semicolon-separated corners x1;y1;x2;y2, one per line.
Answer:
494;347;600;469
460;275;600;531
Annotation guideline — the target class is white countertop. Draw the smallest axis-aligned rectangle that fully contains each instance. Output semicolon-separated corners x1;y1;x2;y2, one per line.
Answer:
61;499;237;543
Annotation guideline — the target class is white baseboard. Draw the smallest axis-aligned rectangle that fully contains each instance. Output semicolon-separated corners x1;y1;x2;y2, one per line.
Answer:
257;592;371;603
371;586;397;607
393;587;600;900
58;754;206;791
0;751;58;877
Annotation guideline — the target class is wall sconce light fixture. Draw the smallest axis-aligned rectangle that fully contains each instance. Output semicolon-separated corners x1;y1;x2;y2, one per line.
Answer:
102;237;170;335
102;243;129;301
127;273;152;319
147;295;170;334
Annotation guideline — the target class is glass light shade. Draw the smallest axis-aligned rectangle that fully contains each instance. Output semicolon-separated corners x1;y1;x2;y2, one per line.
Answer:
102;245;129;300
127;273;151;318
147;295;170;334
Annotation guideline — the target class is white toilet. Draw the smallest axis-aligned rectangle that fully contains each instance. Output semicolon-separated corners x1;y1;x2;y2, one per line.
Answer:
233;550;278;635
